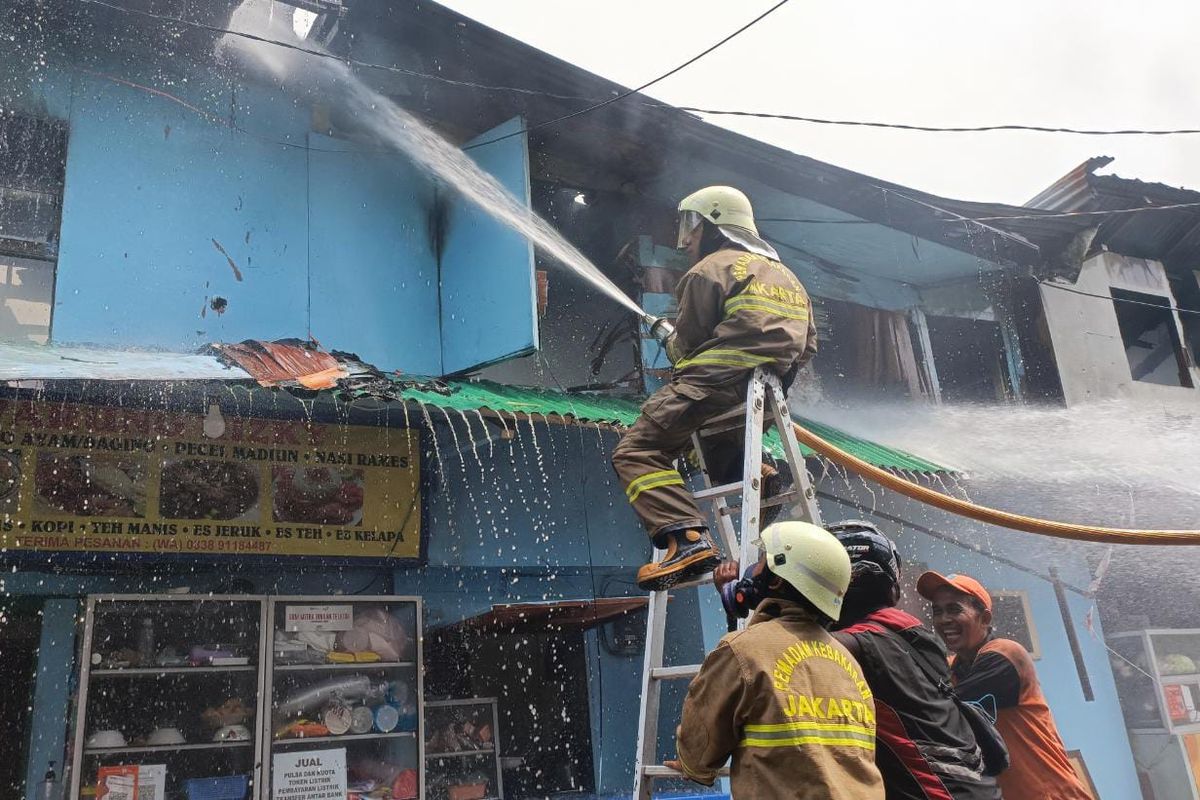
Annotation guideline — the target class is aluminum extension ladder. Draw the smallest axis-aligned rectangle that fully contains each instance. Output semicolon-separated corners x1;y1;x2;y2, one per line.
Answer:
632;367;823;799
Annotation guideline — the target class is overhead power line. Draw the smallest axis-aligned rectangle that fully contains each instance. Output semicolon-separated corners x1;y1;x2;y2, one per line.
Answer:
1039;281;1200;317
74;0;1200;141
677;106;1200;137
461;0;793;151
77;0;605;101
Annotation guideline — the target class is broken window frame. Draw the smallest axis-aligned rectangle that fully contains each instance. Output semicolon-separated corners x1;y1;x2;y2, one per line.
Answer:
1110;287;1195;388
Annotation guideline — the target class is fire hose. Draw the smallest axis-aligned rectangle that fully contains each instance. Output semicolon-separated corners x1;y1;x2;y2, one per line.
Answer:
791;422;1200;546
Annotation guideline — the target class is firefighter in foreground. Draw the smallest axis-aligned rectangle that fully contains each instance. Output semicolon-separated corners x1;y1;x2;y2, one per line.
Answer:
612;185;817;590
667;521;885;798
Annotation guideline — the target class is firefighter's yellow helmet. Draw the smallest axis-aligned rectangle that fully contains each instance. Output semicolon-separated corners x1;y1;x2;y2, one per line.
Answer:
676;186;759;247
757;521;852;622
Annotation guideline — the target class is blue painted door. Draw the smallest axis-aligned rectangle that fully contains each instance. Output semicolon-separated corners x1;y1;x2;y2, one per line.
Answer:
438;117;538;374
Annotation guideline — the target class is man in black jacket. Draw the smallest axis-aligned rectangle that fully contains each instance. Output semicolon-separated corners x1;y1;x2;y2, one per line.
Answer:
829;522;1001;800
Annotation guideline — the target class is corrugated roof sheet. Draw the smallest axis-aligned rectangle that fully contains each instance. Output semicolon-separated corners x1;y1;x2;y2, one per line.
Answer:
209;340;347;389
400;378;952;474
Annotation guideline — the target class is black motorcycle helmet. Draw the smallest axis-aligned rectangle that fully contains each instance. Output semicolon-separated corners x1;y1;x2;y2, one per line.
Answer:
827;519;901;587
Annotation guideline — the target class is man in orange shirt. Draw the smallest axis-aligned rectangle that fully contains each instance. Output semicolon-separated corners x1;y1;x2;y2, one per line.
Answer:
918;571;1092;800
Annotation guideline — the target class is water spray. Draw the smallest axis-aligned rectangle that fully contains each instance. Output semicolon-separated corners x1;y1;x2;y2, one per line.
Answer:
221;1;663;330
794;422;1200;546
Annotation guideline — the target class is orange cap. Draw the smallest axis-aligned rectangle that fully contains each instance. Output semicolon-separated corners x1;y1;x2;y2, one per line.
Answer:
916;571;992;613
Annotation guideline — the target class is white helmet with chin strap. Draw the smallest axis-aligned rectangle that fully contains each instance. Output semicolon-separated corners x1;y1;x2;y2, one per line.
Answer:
755;521;852;622
676;185;779;261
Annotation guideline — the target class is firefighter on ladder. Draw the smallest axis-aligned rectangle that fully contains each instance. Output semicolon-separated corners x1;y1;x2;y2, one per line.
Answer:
612;186;818;591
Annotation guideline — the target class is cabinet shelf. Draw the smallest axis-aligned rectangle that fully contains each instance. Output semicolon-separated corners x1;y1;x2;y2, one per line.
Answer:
72;593;425;800
273;730;417;746
1160;673;1200;684
90;665;257;676
425;748;496;760
274;660;416;672
85;741;254;755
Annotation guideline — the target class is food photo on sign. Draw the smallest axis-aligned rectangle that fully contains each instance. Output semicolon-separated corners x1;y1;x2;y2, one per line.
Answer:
0;400;420;560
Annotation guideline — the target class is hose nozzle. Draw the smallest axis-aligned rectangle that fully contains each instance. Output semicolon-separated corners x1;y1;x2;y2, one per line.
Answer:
647;316;675;343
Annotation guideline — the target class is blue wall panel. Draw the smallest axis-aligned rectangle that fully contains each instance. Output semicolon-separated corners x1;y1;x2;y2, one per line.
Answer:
307;133;441;374
439;117;537;374
54;73;311;350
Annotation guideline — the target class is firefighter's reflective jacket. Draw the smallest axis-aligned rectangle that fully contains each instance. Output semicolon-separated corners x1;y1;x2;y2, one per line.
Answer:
676;599;885;799
665;248;818;386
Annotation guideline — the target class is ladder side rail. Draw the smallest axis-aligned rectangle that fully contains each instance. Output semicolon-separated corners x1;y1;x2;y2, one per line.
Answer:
691;427;741;561
739;370;767;572
633;559;671;800
769;381;823;526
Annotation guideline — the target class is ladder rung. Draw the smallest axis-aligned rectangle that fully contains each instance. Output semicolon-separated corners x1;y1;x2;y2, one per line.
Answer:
696;419;746;437
666;572;716;591
697;407;746;430
651;664;701;681
761;490;799;508
694;482;742;501
642;765;731;778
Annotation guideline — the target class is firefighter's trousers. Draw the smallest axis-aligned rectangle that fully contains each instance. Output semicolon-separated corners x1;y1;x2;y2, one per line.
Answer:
611;377;751;541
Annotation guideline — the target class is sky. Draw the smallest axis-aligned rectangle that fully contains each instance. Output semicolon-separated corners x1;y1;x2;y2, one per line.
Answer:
436;0;1200;206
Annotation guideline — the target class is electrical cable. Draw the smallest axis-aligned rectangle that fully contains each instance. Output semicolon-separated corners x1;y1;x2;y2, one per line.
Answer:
676;106;1200;137
72;0;1200;141
793;421;1200;545
75;0;598;102
461;0;792;151
1038;281;1200;317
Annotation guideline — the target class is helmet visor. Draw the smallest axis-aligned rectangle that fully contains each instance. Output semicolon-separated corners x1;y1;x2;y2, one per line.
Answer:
676;209;705;249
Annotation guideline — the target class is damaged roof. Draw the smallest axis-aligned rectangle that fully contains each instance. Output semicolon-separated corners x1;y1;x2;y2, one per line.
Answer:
1029;156;1200;272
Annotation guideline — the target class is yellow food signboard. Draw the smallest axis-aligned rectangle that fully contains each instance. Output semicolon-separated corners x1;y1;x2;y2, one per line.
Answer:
0;399;421;559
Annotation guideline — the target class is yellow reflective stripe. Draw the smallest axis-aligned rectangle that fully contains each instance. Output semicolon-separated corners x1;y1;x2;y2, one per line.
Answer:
625;469;685;503
625;469;682;497
724;298;811;321
741;735;876;750
674;348;772;370
744;721;874;736
627;476;685;504
724;297;811;321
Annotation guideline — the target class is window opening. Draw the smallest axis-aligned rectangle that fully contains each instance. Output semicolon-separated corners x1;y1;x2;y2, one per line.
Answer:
925;315;1010;403
992;590;1042;660
1111;288;1194;387
0;113;67;344
813;298;928;403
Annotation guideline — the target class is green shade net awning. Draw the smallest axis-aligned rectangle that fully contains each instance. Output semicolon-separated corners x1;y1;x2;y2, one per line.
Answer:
399;379;951;475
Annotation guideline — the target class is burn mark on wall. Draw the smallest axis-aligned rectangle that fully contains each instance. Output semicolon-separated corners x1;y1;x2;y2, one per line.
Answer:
210;238;244;281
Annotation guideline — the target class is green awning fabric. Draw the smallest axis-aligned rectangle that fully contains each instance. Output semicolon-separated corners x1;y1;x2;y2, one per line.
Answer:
400;379;951;475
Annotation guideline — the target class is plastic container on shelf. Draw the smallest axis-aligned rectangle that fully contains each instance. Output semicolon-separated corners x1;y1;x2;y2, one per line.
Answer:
184;775;249;800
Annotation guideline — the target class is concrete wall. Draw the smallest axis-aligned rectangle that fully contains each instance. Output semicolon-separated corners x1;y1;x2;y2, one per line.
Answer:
1040;252;1200;406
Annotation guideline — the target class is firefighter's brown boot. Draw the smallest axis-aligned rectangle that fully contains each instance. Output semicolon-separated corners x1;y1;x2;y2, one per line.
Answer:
637;529;722;591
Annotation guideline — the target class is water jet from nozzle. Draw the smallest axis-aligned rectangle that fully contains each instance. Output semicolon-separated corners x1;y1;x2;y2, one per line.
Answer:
219;1;651;322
